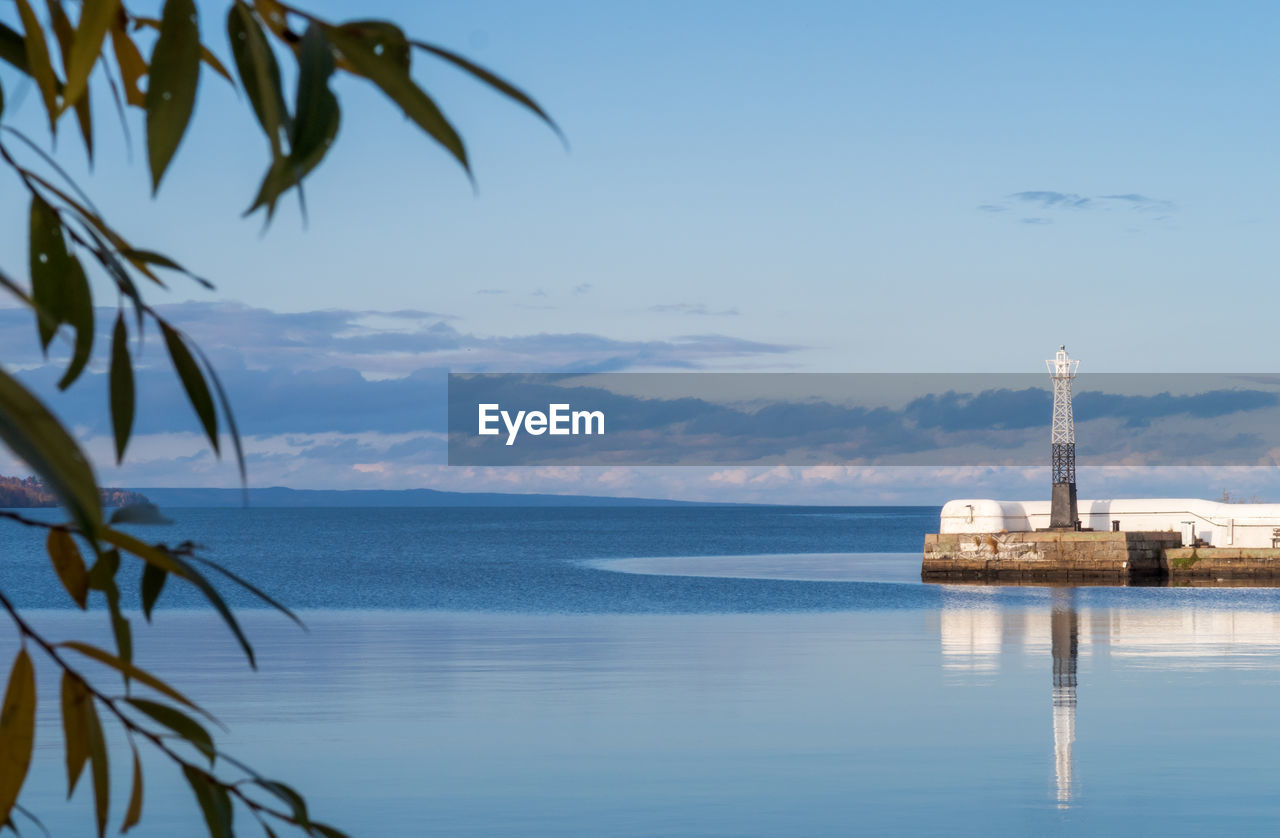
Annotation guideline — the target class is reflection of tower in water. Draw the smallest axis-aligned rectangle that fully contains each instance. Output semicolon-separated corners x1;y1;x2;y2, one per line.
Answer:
1051;589;1078;808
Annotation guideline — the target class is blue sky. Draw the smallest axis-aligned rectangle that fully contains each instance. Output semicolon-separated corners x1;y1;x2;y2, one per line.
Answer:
2;1;1280;501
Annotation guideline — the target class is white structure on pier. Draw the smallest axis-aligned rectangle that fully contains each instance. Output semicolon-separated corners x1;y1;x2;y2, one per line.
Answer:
941;498;1280;548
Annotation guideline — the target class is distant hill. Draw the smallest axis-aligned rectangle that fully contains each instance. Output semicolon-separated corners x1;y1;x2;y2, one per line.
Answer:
0;475;149;509
133;486;742;508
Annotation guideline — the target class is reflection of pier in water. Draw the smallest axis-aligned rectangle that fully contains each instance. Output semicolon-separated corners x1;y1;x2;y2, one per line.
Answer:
940;598;1280;809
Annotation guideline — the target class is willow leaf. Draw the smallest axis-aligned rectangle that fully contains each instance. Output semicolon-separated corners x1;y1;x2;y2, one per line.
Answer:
323;22;469;175
126;699;215;762
159;322;219;454
55;256;94;390
414;40;563;143
183;767;233;838
58;642;213;720
45;0;95;160
84;696;107;838
0;650;36;827
110;313;134;462
0;367;103;537
47;529;89;608
141;563;166;620
0;24;30;74
146;0;201;191
28;195;70;350
15;0;59;133
121;744;142;833
59;673;90;797
63;0;120;110
228;2;289;157
109;26;146;107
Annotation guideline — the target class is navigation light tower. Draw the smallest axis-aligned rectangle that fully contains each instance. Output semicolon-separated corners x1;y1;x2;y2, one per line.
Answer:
1047;346;1079;530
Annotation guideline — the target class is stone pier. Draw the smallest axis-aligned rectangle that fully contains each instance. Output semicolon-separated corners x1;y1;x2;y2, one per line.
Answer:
922;531;1183;582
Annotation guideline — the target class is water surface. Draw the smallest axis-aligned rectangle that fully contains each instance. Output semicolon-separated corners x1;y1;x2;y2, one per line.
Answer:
3;506;1279;835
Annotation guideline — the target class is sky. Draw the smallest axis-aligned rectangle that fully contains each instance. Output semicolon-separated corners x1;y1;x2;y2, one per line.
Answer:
2;0;1280;502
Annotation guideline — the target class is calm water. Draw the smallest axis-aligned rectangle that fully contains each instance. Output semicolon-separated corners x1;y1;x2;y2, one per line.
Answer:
6;506;1280;835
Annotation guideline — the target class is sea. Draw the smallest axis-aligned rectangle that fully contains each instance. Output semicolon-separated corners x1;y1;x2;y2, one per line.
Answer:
5;506;1280;836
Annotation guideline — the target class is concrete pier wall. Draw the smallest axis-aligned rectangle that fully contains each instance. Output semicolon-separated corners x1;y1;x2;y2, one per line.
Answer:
922;531;1183;582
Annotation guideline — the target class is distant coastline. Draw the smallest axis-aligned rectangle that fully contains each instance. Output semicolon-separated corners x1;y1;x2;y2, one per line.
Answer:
0;475;149;509
129;486;756;509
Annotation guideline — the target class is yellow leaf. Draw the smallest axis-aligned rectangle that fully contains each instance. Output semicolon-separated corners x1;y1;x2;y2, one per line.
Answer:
121;743;143;832
48;529;89;608
110;25;147;107
60;672;91;797
14;0;60;133
84;695;108;838
0;649;36;825
64;0;121;110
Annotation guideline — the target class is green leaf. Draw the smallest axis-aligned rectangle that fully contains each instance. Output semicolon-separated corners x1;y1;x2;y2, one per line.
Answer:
85;546;119;592
121;744;142;833
146;0;201;191
291;23;339;165
28;195;70;351
55;256;94;390
183;767;233;838
120;248;214;289
323;22;470;176
159;322;219;454
167;556;256;667
132;17;232;84
59;673;90;798
141;563;166;620
57;642;213;720
126;698;215;762
227;3;289;157
47;529;89;608
413;40;564;144
0;650;36;827
187;554;301;628
188;343;247;494
14;0;60;134
0;24;30;74
248;22;339;218
256;779;307;825
0;366;103;538
110;608;132;668
109;313;134;462
84;695;108;838
63;0;120;111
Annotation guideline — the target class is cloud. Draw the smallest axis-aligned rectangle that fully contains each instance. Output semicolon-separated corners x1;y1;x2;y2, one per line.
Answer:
0;302;796;379
571;283;593;295
1012;191;1093;209
980;190;1176;221
649;303;741;316
3;301;801;448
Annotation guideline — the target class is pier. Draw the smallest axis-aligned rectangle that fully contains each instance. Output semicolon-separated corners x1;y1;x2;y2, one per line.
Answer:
921;347;1280;583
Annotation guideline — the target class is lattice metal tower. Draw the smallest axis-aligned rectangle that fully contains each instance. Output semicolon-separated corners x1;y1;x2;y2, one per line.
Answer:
1046;346;1079;529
